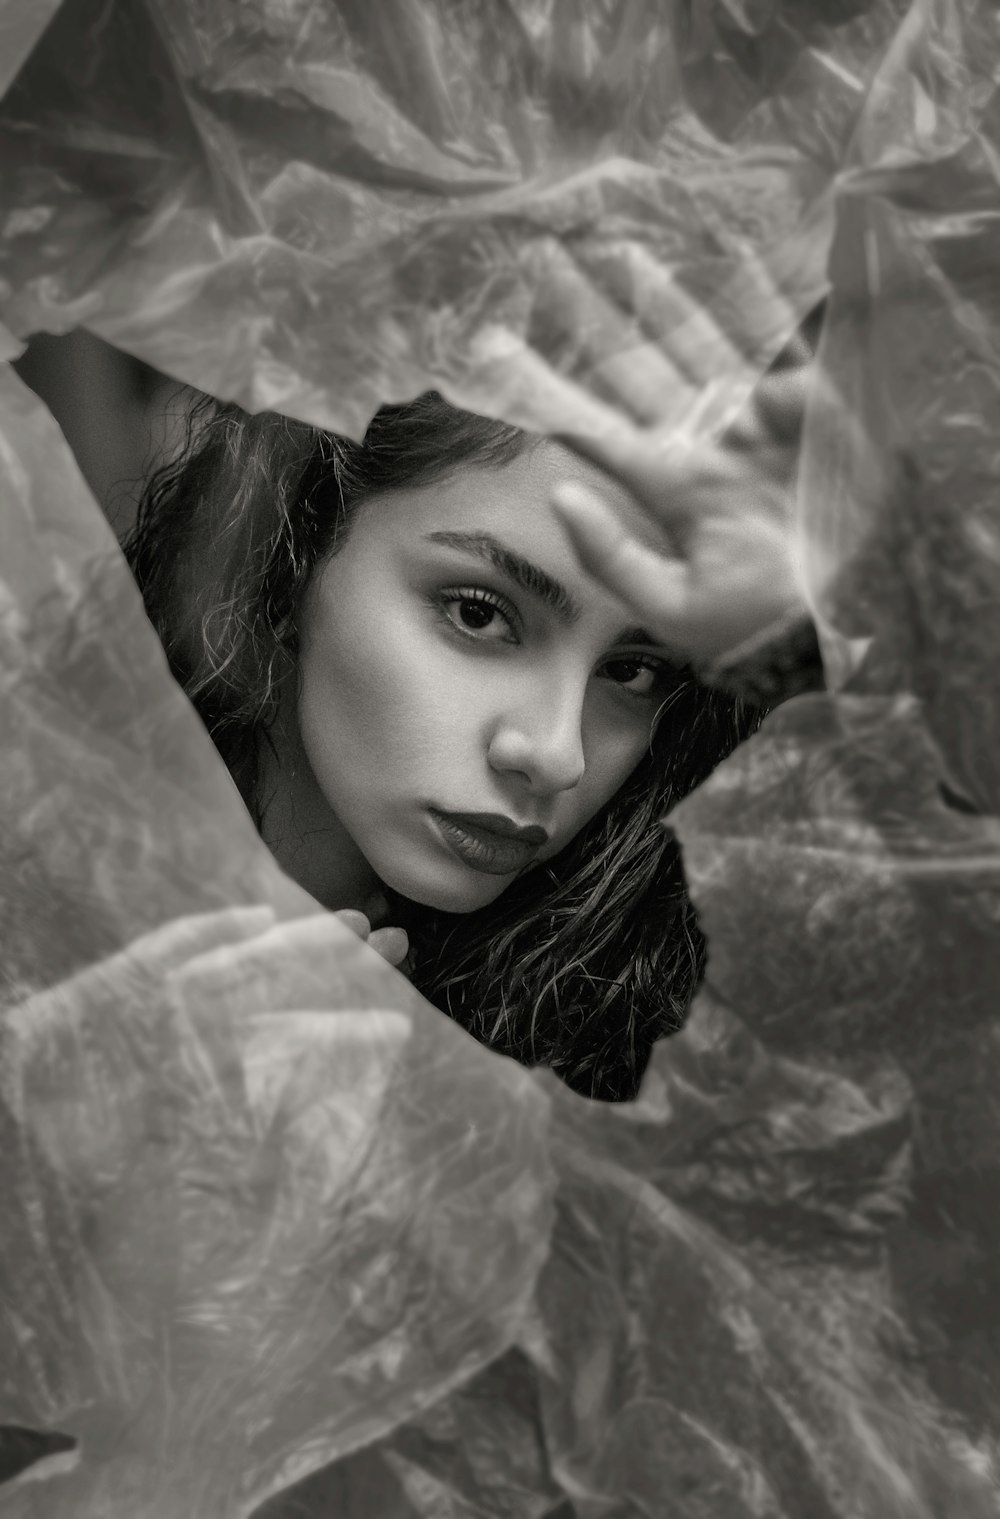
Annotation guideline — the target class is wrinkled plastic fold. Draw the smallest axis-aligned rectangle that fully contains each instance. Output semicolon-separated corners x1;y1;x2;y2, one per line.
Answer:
0;0;895;437
2;0;1000;1515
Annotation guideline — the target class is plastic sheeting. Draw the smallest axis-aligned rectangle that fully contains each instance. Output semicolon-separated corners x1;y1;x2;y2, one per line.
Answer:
0;0;897;437
2;0;1000;1515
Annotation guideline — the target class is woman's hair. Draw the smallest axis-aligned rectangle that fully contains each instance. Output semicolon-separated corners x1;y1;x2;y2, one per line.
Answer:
126;392;759;1101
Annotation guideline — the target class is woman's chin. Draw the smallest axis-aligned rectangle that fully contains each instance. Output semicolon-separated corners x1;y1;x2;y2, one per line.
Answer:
377;857;513;915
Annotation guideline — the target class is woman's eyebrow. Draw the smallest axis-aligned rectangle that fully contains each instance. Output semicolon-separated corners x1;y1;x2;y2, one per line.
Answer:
423;530;659;647
423;530;579;623
614;625;660;648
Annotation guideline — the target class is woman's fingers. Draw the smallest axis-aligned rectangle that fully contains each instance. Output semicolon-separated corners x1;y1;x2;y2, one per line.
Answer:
538;240;809;436
551;480;690;644
169;912;344;996
537;245;686;423
338;911;408;968
123;907;278;974
558;423;743;533
609;247;751;392
367;926;410;968
555;424;663;517
553;464;806;664
6;907;280;1041
333;908;371;940
169;910;413;1016
73;908;278;1000
584;342;690;429
465;325;632;439
533;242;771;430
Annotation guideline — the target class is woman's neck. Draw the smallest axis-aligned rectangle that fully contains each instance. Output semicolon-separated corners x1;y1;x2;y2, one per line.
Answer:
254;696;382;917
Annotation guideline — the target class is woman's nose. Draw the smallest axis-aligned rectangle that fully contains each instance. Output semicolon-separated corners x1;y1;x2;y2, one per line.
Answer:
486;684;587;796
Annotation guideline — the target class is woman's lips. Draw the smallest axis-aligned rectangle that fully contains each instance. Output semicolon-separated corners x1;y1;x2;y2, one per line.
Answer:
429;810;546;876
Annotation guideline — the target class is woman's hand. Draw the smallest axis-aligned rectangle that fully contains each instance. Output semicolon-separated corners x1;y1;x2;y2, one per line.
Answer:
8;909;413;1188
545;290;818;670
9;905;410;1060
465;254;830;672
7;907;280;1041
159;911;412;1025
333;908;410;976
550;415;807;670
166;910;413;1017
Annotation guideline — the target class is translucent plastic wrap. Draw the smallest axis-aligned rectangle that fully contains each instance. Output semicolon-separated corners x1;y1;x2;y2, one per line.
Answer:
0;0;900;436
3;1;1000;1516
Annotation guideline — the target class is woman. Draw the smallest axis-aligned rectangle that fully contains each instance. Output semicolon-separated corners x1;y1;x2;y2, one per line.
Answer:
126;326;822;1102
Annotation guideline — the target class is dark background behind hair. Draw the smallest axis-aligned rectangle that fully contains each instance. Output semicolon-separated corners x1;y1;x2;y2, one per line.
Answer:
14;328;187;541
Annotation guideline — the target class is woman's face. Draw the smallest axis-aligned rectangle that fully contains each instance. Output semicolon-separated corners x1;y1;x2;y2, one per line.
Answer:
294;441;678;913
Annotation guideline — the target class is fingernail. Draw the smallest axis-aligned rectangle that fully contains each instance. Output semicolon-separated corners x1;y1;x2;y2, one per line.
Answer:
334;909;370;939
369;927;409;965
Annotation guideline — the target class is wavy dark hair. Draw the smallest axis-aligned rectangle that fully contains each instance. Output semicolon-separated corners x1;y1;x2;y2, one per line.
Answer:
126;392;760;1101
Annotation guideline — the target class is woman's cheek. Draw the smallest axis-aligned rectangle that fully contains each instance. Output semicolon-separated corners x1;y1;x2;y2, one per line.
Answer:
375;618;479;746
323;599;431;721
587;714;653;803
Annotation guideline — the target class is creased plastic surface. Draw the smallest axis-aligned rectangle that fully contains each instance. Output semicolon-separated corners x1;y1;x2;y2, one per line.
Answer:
0;358;555;1517
3;1;1000;1516
0;0;903;438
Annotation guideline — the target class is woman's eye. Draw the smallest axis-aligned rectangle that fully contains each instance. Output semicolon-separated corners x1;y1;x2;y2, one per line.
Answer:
602;656;663;697
454;599;498;631
439;591;517;642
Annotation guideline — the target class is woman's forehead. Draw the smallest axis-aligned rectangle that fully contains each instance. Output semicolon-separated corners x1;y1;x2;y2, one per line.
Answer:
365;436;640;538
355;440;654;641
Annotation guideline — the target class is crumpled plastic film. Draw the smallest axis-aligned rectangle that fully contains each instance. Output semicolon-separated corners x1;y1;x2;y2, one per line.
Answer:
0;0;60;98
796;0;1000;812
0;356;555;1515
0;0;903;438
4;1;1000;1517
6;356;997;1518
